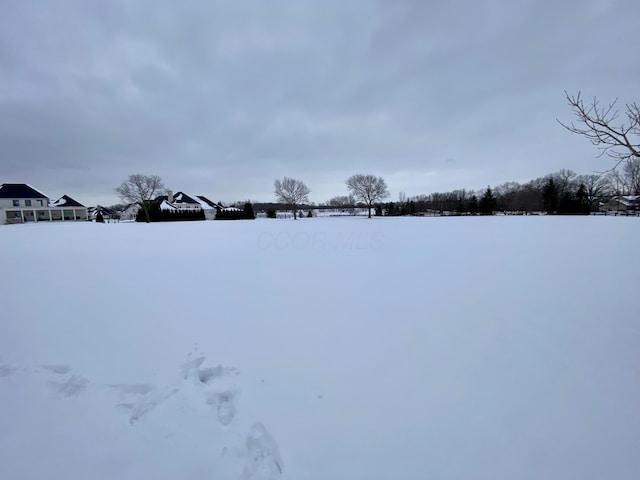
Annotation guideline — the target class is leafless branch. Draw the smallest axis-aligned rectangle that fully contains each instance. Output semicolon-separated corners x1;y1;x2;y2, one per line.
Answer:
558;91;640;165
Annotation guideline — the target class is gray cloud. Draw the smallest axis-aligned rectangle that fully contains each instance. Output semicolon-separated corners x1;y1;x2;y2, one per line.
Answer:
1;0;638;206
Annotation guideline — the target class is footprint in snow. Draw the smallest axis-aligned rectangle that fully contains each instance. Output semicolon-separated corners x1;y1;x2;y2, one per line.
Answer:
0;358;17;377
41;365;89;397
241;422;283;480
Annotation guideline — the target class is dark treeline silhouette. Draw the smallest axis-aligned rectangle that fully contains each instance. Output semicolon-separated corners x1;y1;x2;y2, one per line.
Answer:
381;168;638;216
215;202;255;220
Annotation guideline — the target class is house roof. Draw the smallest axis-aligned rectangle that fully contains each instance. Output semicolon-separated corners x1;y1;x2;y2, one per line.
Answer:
173;192;201;204
159;200;178;210
0;183;49;199
88;206;117;215
51;195;85;207
197;195;223;209
157;192;221;210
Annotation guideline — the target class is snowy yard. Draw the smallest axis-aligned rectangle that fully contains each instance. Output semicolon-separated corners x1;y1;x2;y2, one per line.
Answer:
1;216;639;480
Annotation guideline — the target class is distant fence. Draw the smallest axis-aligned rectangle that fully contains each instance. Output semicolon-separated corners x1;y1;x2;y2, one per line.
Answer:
592;210;640;217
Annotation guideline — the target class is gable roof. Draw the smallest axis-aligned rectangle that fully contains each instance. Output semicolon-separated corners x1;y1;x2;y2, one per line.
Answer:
0;183;49;199
172;192;201;204
197;195;223;209
51;195;85;207
159;200;178;210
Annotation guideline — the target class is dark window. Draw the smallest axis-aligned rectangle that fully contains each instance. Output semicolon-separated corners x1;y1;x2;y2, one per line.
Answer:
13;200;19;206
37;200;43;206
25;200;32;206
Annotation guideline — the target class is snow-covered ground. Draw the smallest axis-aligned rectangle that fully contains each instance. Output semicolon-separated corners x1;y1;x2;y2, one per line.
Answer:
1;216;639;480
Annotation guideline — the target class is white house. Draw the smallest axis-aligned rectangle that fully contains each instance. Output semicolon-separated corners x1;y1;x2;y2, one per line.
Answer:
160;191;223;220
120;203;140;221
602;195;640;212
0;184;88;225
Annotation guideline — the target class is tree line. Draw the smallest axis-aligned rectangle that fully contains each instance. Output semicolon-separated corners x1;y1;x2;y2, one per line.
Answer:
114;91;639;220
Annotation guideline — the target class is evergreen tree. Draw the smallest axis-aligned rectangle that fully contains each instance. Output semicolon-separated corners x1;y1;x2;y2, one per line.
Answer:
374;205;383;216
386;202;397;216
575;184;591;214
558;192;576;214
468;195;478;215
479;187;497;215
96;211;105;223
243;202;255;219
408;200;416;216
543;178;558;214
266;209;277;219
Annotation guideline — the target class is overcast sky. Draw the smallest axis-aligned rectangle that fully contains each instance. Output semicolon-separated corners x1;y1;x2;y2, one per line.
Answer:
1;0;638;206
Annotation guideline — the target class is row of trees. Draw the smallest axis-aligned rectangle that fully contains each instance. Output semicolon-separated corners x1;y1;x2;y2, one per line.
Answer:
114;92;639;221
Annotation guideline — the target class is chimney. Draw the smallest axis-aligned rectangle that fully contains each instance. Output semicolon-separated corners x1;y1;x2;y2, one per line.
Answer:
167;190;173;203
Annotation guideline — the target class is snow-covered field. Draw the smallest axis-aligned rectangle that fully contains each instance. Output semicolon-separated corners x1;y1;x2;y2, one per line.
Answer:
1;216;639;480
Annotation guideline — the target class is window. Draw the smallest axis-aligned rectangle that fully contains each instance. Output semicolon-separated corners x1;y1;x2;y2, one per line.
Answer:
25;200;32;206
37;200;43;206
12;200;19;206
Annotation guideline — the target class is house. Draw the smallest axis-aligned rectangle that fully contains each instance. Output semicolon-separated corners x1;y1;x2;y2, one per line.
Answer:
0;184;88;225
120;203;140;221
157;191;223;220
602;195;640;212
87;206;118;221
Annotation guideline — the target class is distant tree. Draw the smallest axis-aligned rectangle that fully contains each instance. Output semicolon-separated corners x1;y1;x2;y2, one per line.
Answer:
95;211;105;223
306;210;313;218
623;158;640;194
479;187;497;215
468;195;479;215
576;174;606;208
346;174;389;218
543;178;559;214
327;195;354;208
575;184;592;214
374;204;383;216
115;174;165;223
274;177;310;220
266;209;277;219
559;91;640;167
243;202;255;219
558;191;576;214
385;202;397;216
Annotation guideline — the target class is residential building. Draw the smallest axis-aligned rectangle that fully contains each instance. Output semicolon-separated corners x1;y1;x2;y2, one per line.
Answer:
0;184;88;225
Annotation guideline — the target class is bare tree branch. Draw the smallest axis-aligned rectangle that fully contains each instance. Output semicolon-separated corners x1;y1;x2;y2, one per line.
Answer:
558;91;640;166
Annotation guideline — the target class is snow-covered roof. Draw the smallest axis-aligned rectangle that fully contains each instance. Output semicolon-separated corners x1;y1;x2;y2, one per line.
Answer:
196;195;222;209
173;192;201;205
51;195;85;207
159;200;178;210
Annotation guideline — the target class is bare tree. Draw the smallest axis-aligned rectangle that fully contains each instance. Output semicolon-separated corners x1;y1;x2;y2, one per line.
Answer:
345;174;389;218
558;91;640;168
604;170;630;196
274;177;310;219
115;174;165;223
576;174;607;207
551;169;577;198
623;158;640;194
